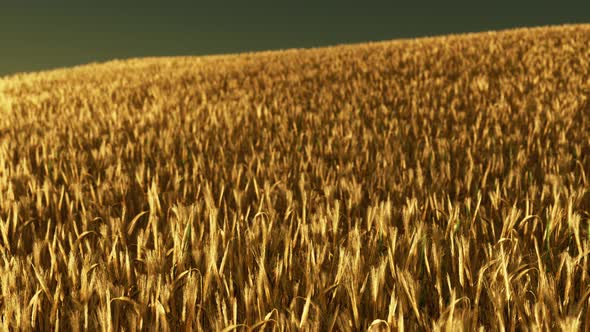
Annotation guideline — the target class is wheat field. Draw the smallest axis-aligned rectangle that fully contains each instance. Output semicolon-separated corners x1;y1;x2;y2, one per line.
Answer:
0;24;590;331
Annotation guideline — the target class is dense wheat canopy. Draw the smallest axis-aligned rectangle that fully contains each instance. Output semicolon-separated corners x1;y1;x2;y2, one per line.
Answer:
1;24;590;330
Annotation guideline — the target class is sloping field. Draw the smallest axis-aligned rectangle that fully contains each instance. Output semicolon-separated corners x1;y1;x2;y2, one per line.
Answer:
1;24;590;330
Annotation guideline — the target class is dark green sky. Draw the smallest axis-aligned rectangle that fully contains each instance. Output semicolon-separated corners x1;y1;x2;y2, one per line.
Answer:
1;1;588;77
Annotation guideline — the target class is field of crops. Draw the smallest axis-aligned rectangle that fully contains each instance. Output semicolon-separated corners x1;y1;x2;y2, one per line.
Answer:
1;24;590;330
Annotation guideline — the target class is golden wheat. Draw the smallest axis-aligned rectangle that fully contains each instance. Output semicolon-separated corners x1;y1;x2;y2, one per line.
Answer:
0;24;589;330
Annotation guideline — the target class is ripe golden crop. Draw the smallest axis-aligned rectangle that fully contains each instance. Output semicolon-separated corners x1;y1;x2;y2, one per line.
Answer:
0;24;589;330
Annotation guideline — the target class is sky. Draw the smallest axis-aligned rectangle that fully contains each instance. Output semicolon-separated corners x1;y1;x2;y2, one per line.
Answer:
1;1;588;77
